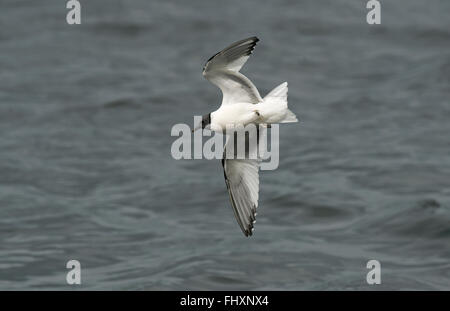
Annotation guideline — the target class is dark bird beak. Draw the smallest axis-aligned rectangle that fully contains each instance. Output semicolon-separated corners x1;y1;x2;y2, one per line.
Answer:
192;123;202;133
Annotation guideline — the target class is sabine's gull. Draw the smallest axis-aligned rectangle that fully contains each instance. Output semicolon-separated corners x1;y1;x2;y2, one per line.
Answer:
192;36;298;236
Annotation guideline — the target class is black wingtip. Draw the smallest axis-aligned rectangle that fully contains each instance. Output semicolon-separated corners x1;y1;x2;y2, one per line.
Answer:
246;36;259;46
244;35;259;41
244;228;252;237
203;36;260;73
246;227;254;237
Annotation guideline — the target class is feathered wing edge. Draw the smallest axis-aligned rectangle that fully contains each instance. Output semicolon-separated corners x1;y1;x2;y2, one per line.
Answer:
221;126;267;236
203;36;259;74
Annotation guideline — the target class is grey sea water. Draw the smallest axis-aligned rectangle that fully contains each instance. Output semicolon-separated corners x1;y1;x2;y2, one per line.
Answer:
0;0;449;290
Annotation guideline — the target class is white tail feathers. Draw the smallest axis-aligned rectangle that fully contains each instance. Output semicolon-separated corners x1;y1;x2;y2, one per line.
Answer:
262;82;298;123
265;82;288;103
282;109;298;123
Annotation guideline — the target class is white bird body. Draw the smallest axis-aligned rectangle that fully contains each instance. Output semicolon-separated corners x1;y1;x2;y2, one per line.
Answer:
196;36;298;236
210;82;296;133
210;102;259;132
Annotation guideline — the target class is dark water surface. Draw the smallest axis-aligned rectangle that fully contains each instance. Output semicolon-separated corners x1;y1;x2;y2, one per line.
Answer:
0;0;449;290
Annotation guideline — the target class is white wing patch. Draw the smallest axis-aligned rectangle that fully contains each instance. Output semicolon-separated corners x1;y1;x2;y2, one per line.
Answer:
203;37;263;105
222;126;266;236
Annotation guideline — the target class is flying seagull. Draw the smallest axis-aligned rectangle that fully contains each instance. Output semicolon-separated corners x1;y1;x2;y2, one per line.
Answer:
193;36;298;236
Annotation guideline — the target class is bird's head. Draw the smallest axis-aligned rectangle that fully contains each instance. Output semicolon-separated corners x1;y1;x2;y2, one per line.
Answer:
192;113;211;133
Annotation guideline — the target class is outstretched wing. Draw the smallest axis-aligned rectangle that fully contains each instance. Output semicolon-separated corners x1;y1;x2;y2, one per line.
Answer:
222;126;267;236
203;37;263;105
